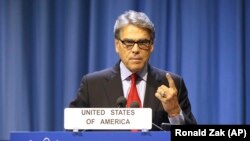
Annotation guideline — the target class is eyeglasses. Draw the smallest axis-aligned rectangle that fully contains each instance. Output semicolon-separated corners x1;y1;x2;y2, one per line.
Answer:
118;38;152;50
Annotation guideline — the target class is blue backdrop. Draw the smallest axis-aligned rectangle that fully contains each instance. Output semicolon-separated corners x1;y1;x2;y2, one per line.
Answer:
0;0;249;140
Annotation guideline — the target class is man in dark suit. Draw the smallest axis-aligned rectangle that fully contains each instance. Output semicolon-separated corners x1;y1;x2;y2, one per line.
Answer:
69;10;197;130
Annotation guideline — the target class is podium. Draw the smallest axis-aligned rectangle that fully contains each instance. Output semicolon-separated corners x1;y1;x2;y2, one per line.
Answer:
10;131;170;141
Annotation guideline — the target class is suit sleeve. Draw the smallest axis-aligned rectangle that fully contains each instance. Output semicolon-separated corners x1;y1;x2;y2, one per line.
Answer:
69;75;89;107
177;77;197;124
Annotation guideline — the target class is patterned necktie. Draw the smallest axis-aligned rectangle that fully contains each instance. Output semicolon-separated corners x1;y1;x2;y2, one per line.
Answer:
126;73;142;108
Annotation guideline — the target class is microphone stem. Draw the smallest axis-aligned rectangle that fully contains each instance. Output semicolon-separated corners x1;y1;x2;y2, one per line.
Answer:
152;123;167;132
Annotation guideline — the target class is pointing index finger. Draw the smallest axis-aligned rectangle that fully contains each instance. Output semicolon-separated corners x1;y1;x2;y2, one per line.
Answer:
166;73;176;88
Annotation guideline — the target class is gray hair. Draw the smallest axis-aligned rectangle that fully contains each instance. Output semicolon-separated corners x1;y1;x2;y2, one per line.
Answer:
114;10;155;41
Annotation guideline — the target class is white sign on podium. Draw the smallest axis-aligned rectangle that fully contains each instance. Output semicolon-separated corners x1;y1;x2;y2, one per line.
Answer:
64;108;152;130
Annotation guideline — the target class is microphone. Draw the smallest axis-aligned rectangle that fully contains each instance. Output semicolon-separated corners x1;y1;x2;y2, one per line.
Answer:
116;96;127;108
129;101;167;131
130;101;140;108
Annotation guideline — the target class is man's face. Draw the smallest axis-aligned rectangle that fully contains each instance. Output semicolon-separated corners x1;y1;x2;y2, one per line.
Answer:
115;25;154;73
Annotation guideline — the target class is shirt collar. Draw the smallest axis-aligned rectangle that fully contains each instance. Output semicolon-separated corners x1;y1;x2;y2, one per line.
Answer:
120;61;148;81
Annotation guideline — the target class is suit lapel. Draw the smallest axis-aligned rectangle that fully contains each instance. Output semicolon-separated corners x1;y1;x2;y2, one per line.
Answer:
143;66;162;110
104;64;124;107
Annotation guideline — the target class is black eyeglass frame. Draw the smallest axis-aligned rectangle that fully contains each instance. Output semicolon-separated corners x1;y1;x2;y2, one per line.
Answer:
118;38;153;50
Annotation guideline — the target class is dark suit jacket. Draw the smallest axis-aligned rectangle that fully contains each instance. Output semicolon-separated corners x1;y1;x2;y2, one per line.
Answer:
69;62;197;130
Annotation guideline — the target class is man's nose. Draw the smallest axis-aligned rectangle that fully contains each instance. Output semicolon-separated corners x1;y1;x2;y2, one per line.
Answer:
131;43;140;52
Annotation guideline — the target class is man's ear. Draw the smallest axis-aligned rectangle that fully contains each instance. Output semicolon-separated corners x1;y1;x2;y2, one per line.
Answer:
114;39;119;53
150;44;154;52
